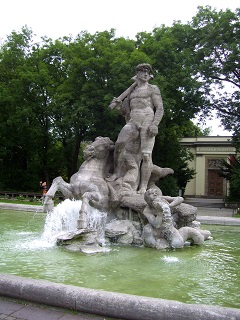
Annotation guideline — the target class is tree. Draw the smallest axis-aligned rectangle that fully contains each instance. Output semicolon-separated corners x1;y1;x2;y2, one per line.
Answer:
0;27;71;190
174;148;196;197
0;26;42;190
1;20;216;192
218;156;240;201
190;6;240;136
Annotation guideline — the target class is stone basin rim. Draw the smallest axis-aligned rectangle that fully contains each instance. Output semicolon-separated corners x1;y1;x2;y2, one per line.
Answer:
0;274;239;320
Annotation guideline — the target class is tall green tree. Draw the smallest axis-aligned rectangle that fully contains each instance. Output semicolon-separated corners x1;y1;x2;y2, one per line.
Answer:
190;6;240;136
0;26;41;189
0;27;70;189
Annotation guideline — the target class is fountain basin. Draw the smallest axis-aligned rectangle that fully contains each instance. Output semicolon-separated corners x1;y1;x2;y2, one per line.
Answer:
0;209;239;309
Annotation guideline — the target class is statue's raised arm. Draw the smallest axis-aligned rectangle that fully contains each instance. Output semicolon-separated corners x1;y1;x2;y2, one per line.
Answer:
108;77;138;110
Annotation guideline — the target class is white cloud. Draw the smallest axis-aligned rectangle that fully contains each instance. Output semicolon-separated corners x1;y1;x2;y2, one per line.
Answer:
1;0;239;40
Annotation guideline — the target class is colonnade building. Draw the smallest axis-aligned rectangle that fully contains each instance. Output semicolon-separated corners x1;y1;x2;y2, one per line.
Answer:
180;136;235;198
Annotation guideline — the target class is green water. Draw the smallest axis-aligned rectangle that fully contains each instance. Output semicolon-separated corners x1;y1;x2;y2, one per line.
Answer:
0;210;239;309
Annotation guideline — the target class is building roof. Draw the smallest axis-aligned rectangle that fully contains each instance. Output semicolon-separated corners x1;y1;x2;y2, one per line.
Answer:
180;136;235;155
180;136;233;147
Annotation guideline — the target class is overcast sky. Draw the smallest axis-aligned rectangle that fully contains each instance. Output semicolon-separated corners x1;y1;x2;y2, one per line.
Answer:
1;0;238;135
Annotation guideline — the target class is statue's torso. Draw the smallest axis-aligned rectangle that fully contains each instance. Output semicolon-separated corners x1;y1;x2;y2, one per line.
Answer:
129;85;154;111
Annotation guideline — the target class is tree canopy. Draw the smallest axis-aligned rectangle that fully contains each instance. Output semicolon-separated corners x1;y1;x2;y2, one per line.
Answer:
190;6;240;134
0;6;238;194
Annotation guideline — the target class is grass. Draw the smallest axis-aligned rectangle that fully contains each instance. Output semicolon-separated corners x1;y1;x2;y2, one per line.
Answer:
232;208;240;217
0;196;63;206
0;197;42;205
234;213;240;218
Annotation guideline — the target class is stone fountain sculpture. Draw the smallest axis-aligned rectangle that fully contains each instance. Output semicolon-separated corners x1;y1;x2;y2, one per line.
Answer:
43;63;211;252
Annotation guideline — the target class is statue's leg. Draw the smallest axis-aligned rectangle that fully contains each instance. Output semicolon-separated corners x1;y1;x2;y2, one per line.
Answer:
77;181;102;229
48;177;73;199
43;177;73;212
137;113;156;194
122;154;139;192
138;152;153;194
106;122;138;182
105;140;125;181
78;195;89;229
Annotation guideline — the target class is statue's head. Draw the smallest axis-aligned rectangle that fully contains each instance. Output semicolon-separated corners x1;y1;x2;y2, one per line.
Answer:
83;137;114;160
136;63;153;74
144;188;158;204
135;63;153;81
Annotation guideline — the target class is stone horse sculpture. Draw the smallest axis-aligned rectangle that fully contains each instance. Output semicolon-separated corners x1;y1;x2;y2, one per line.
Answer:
43;136;114;228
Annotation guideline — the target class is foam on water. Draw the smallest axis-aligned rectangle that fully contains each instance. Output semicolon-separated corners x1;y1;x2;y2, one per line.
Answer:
16;232;33;236
16;238;54;250
162;255;180;263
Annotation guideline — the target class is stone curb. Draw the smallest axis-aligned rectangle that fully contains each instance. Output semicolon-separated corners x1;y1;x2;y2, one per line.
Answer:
0;274;239;320
197;216;240;225
0;202;43;212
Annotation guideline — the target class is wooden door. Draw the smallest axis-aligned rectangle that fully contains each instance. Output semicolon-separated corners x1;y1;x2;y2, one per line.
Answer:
208;169;223;197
